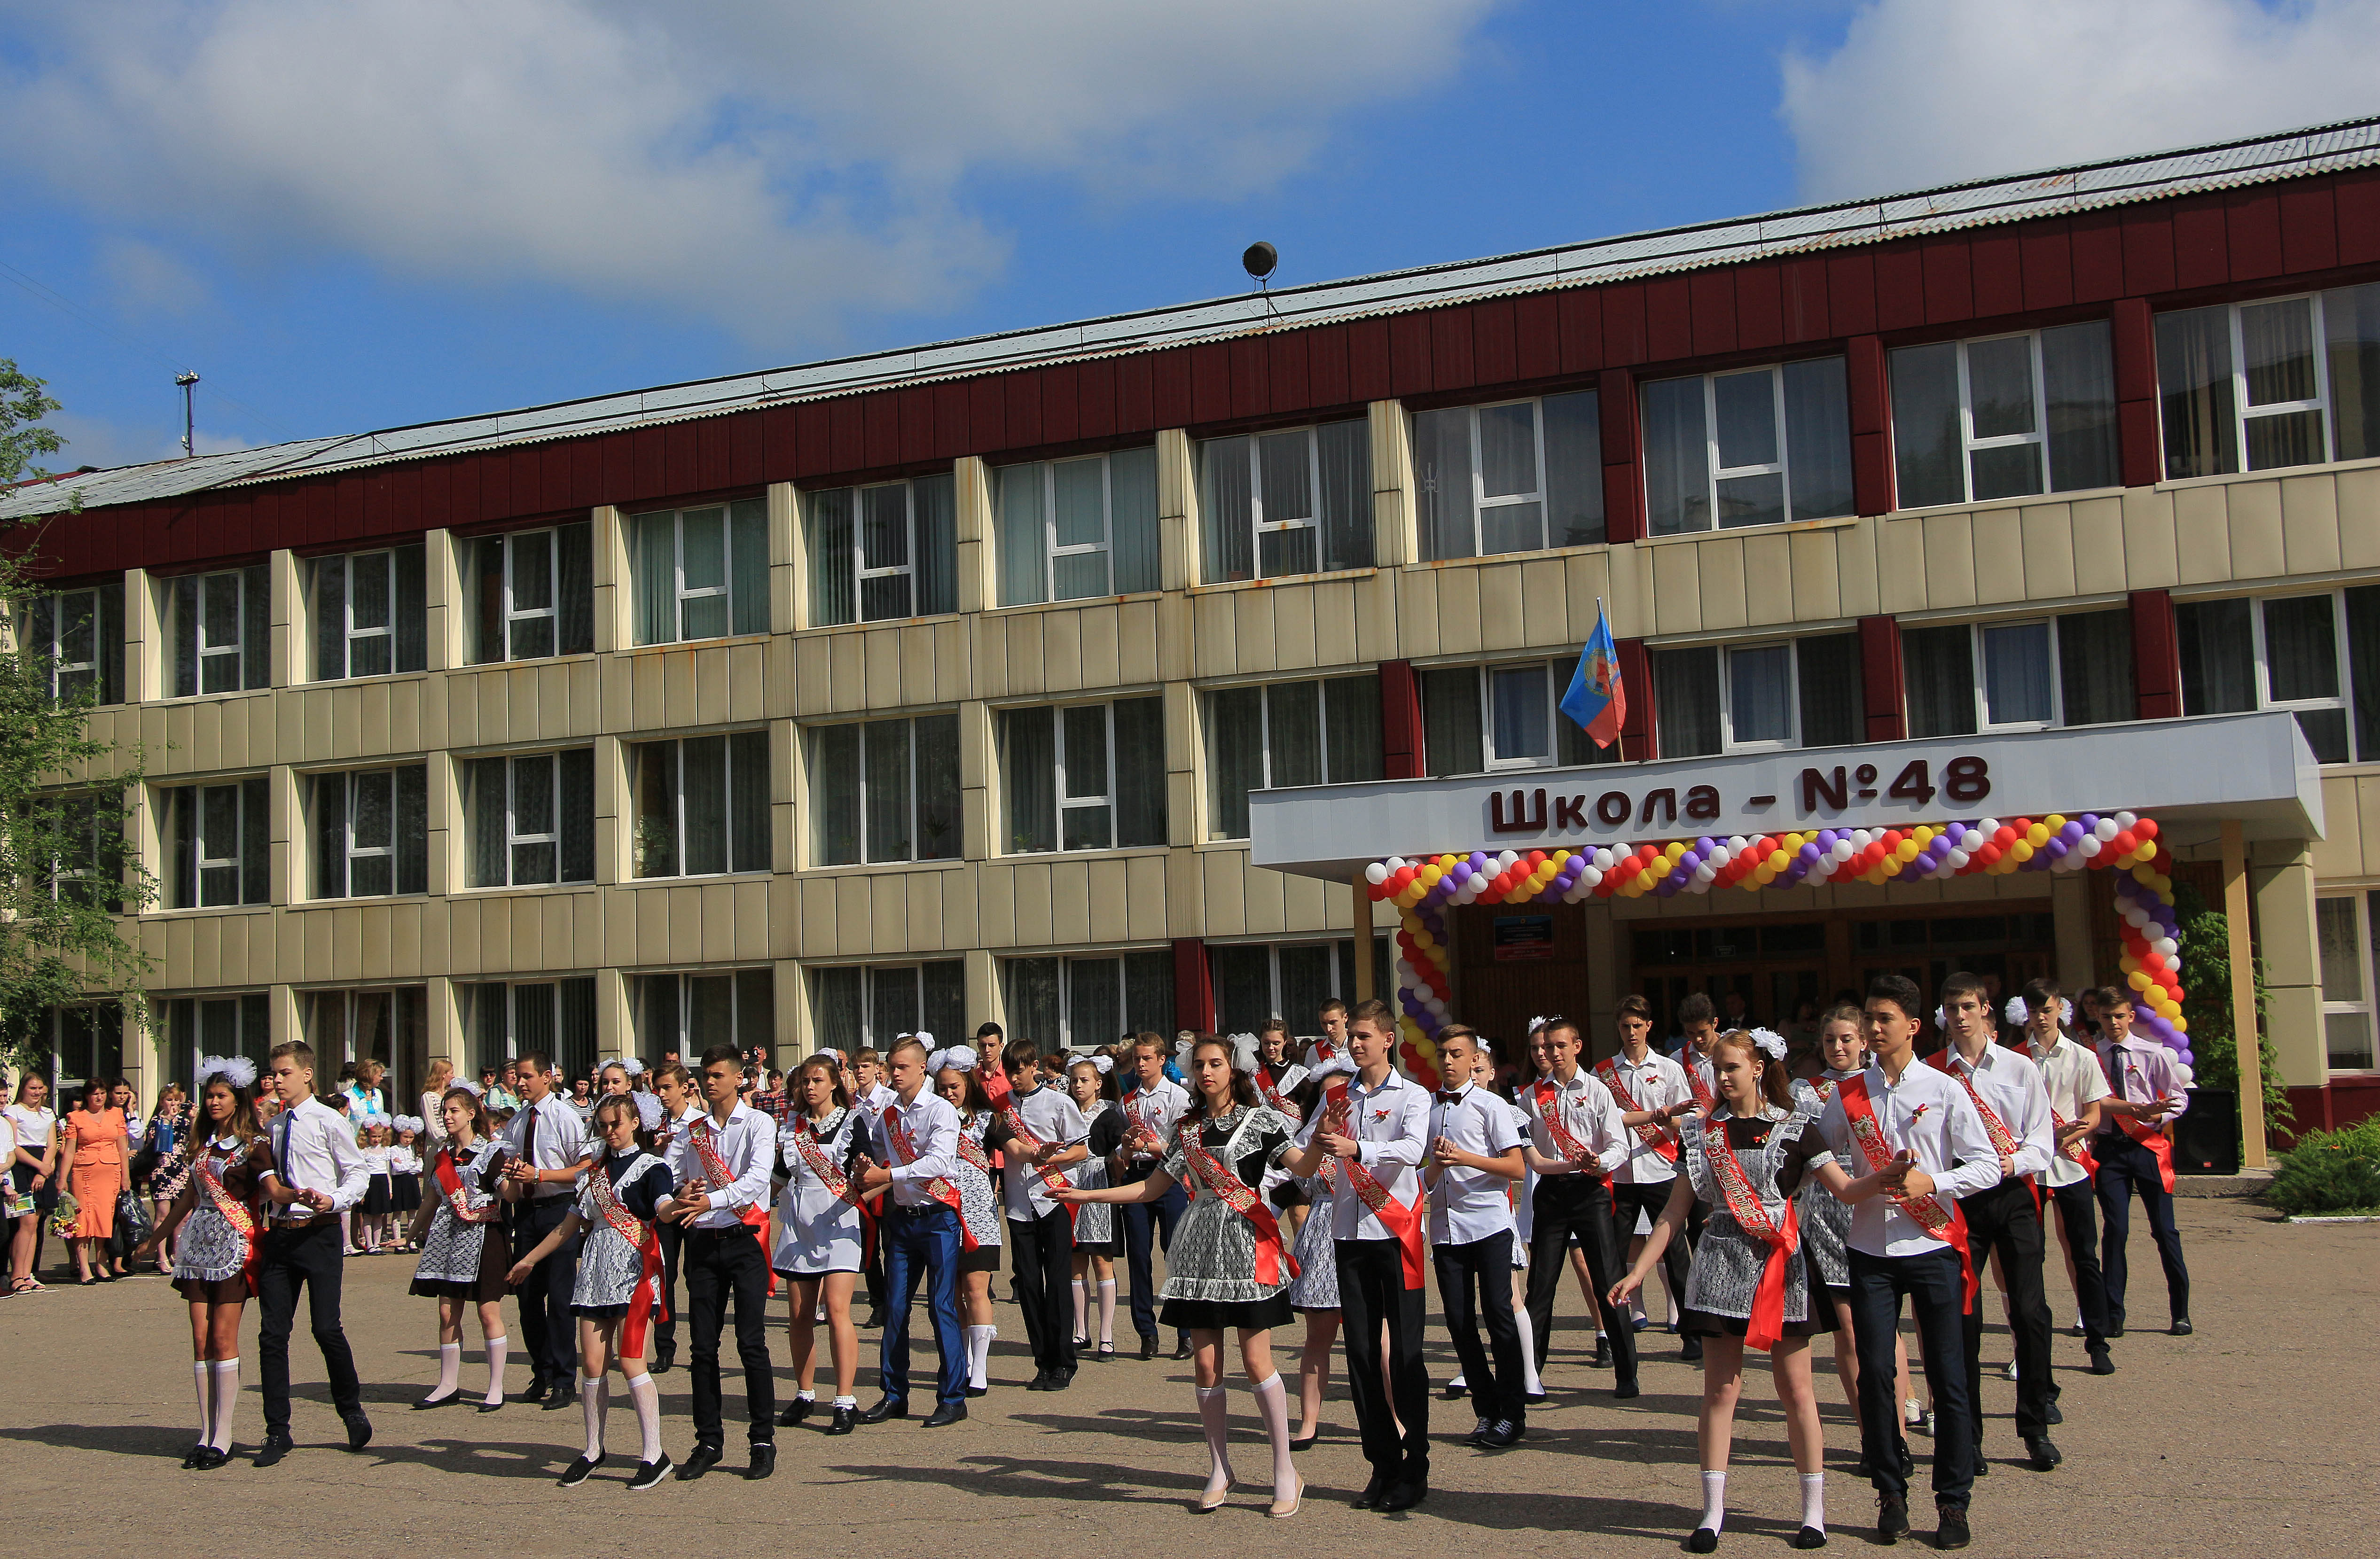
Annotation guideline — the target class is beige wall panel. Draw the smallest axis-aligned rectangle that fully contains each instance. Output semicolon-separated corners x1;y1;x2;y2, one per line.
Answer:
1243;859;1286;935
2280;473;2344;577
1272;585;1319;671
535;662;572;741
793;635;833;718
668;882;706;965
2251;843;2323;1085
1161;848;1202;936
867;874;907;956
934;619;971;705
1007;613;1048;697
702;881;741;963
1052;857;1095;947
662;651;702;734
978;863;1017;950
2068;496;2127;596
391;900;423;982
1232;588;1276;672
164;702;196;778
1167;768;1200;851
634;882;674;967
1699;537;1751;630
939;867;978;953
863;627;903;711
1078;605;1121;692
1649;541;1703;634
1873;518;1927;614
1518;558;1572;647
971;614;1010;702
2311;774;2362;878
1200;848;1245;937
765;876;798;960
825;632;865;717
689;647;730;730
419;896;451;979
904;871;944;956
1120;599;1163;687
301;899;335;979
334;682;368;762
2358;776;2380;877
1009;859;1053;948
1822;522;1878;619
2338;466;2380;569
1564;550;1617;637
572;888;602;968
1043;609;1083;695
389;678;420;756
1394;568;1439;661
728;641;767;725
1351;571;1399;668
2225;477;2286;582
1371;399;1417;569
1125;853;1168;942
1921;511;1979;608
191;698;223;775
358;903;391;982
1193;592;1237;678
333;905;365;984
1477;562;1527;652
1156;429;1195;592
214;909;249;987
1435;566;1481;656
1282;867;1332;934
799;878;840;962
2171;485;2232;585
1971;507;2026;604
481;896;518;982
1741;532;1793;626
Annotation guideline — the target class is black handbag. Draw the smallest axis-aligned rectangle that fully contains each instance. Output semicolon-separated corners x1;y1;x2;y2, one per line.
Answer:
115;1188;153;1246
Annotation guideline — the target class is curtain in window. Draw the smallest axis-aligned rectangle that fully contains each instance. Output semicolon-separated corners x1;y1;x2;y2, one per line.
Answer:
556;978;597;1080
1207;687;1264;840
95;581;124;704
1489;664;1551;761
921;960;966;1048
465;759;503;887
510;755;558;884
2264;593;2349;761
632;512;678;646
559;747;596;883
1728;645;1794;743
239;563;271;690
727;499;769;635
2156;306;2239;480
1002;958;1061;1049
734;969;773;1048
809;725;861;866
313;556;347;681
859;487;914;622
234;774;266;904
1209;944;1273;1036
347;552;394;678
1476;402;1544;556
512;982;557;1059
1276;943;1335;1031
169;575;198;695
1889;343;1964;508
2347;585;2380;762
389;543;427;673
1419;667;1483;776
1794;633;1865;748
1049;459;1110;602
1199;437;1254;583
1068;958;1120;1047
913;712;960;861
1783;357;1852;523
685;509;735;638
808;488;856;627
1316;420;1372;571
681;734;730;875
994;463;1048;607
1323;674;1383;782
1001;707;1057;853
683;973;733;1049
1640;377;1711;536
1981;623;2054;725
1267;680;1323;787
863;718;912;862
2042;322;2120;492
1902;625;1978;738
728;730;769;873
1123;950;1174;1039
1652;647;1721;757
1112;696;1167;848
2176;598;2255;716
2326;283;2380;462
314;773;347;898
1060;704;1111;851
631;742;677;878
914;473;959;616
349;770;395;896
809;967;863;1057
2055;610;2134;727
1109;448;1161;593
556;523;595;655
1411;407;1472;562
861;966;916;1043
1542;390;1604;546
462;538;499;665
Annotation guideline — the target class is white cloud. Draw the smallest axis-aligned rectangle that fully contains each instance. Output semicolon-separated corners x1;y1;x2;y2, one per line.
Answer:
1781;0;2380;202
2;0;1500;346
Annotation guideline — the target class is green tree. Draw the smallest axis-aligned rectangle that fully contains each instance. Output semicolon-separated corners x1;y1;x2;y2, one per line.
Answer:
2171;880;2293;1135
0;360;154;1081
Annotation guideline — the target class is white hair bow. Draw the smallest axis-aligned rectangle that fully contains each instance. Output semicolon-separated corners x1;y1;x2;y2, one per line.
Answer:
1747;1028;1788;1061
631;1092;664;1131
912;1032;934;1049
452;1078;485;1099
927;1048;976;1076
1526;1015;1550;1035
1227;1032;1261;1072
1934;1006;1946;1029
1091;1054;1114;1075
195;1054;258;1090
622;1057;647;1077
2005;995;2030;1025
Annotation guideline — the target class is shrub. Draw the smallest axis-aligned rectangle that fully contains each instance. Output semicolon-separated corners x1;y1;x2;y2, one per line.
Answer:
2269;1120;2380;1216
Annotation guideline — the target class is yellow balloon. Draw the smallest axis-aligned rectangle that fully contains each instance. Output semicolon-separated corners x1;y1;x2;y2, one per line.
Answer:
2010;841;2033;862
2127;970;2152;991
2172;1016;2188;1034
2044;814;2066;830
1768;850;1789;871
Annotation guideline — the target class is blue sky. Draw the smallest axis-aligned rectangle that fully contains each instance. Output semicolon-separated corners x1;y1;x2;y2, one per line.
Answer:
3;0;2374;473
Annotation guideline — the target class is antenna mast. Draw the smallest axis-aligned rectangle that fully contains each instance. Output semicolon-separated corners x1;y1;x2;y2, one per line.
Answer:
176;370;200;458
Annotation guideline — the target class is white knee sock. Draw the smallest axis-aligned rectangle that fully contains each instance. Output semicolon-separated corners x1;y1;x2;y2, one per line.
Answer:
482;1335;509;1405
1514;1305;1542;1396
579;1373;607;1461
193;1362;212;1446
1097;1278;1116;1345
432;1340;462;1398
1800;1472;1825;1534
1699;1469;1727;1533
1194;1384;1233;1492
625;1372;663;1464
1072;1277;1088;1341
208;1358;241;1452
966;1324;994;1389
1250;1372;1296;1503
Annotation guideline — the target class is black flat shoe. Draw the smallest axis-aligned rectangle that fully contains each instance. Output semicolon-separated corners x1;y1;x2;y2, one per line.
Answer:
342;1413;373;1453
514;1382;550;1403
2044;1402;2063;1426
1139;1336;1159;1361
1377;1480;1426;1513
1096;1343;1115;1361
1792;1526;1827;1549
557;1454;603;1488
477;1399;504;1413
412;1391;461;1411
252;1432;295;1469
1289;1432;1317;1451
965;1385;987;1397
1686;1528;1719;1553
922;1402;967;1427
823;1405;857;1436
858;1397;908;1424
181;1443;206;1469
2169;1317;2193;1336
1351;1474;1384;1510
2024;1435;2062;1471
677;1443;721;1481
627;1455;672;1490
778;1398;813;1427
1171;1338;1193;1361
2087;1348;2115;1376
191;1446;231;1471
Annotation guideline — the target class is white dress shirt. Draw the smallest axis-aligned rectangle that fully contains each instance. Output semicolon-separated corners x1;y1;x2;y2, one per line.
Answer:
1523;1068;1629;1177
2026;1030;2114;1188
1118;1077;1192;1170
1425;1081;1525;1245
262;1095;371;1222
1933;1040;2056;1181
1816;1059;2005;1258
1295;1069;1431;1241
1597;1049;1691;1184
661;1102;776;1228
853;1081;899;1126
500;1089;592;1201
876;1087;962;1209
996;1085;1090;1222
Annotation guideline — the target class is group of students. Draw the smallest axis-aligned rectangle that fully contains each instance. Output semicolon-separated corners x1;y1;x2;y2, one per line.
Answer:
125;970;2196;1550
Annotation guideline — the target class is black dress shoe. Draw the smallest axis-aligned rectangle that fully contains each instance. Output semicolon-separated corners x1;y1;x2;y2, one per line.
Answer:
2023;1434;2062;1471
1377;1480;1427;1513
1791;1525;1827;1549
2044;1402;2063;1426
557;1454;603;1488
342;1413;373;1453
1524;1390;1548;1405
1971;1455;1990;1477
252;1431;295;1469
1139;1336;1159;1361
1613;1378;1640;1400
824;1405;857;1436
965;1385;987;1398
1171;1337;1194;1361
181;1443;205;1469
1289;1431;1317;1451
1477;1419;1523;1449
1680;1335;1704;1363
1351;1473;1385;1509
542;1383;574;1411
2104;1323;2124;1338
1687;1528;1719;1553
477;1399;504;1413
516;1381;551;1403
413;1390;462;1411
1852;1454;1871;1479
1590;1338;1612;1368
779;1398;814;1427
1935;1504;1970;1550
191;1446;231;1471
2087;1348;2116;1375
863;1310;886;1330
746;1443;776;1480
1025;1371;1052;1392
1877;1494;1910;1544
922;1402;967;1427
1096;1343;1115;1361
677;1443;721;1481
858;1397;908;1424
2169;1317;2193;1336
651;1343;676;1374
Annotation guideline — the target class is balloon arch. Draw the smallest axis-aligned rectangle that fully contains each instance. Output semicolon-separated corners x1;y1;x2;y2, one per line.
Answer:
1361;811;2192;1091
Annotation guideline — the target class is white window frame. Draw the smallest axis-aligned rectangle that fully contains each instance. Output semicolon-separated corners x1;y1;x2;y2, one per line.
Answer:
194;780;254;907
505;755;562;886
634;503;764;645
1000;950;1162;1051
42;790;106;902
640;967;772;1055
1702;366;1791;526
1203;424;1342;583
1207;938;1360;1041
2229;291;2336;470
336;550;398;678
1027;456;1118;603
2247;589;2352;734
813;960;965;1049
2317;892;2378;1074
1055;700;1121;848
45;1002;126;1091
333;768;396;897
1719;640;1801;751
1973;618;2062;733
38;587;102;696
854;483;920;620
632;733;769;880
808;714;956;867
1945;332;2052;504
1227;677;1375;787
501;529;559;658
196;569;250;693
1470;659;1573;772
1429;396;1554;556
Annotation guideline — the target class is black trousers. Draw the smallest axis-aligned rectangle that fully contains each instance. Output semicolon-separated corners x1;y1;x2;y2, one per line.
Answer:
1610;1177;1691;1318
1119;1172;1189;1341
511;1198;580;1388
1336;1238;1429;1484
1848;1245;1973;1509
1957;1178;2053;1442
2047;1175;2111;1346
2094;1133;2190;1328
652;1218;686;1352
1526;1175;1636;1386
257;1219;363;1435
1009;1206;1077;1375
683;1224;775;1447
1433;1230;1524;1427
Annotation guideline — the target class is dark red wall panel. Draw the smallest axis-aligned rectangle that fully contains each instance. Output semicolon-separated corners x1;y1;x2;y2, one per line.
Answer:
1846;336;1892;516
2019;227;2075;312
1616;638;1654;761
1430;307;1477;392
1265;332;1308;419
1599;368;1643;545
1474;297;1519;390
1971;232;2024;317
2069;210;2126;302
1688;269;1738;357
2129;588;2181;718
1227;338;1266;421
1379;659;1424;779
1921;237;1975;324
1556;287;1604;375
1734;262;1783;352
1644;275;1694;363
1601;281;1648;365
2111;296;2161;488
2120;208;2177;296
1858;615;1906;741
1514;292;1560;383
1040;361;1080;449
1388;313;1433;397
2224;188;2285;281
1346;318;1393;403
2279;180;2339;274
2171;195;2230;289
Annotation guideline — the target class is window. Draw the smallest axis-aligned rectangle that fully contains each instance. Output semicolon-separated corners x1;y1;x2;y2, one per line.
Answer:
2158;284;2380;479
1210;938;1386;1037
630;499;769;645
31;789;120;907
1419;660;1611;776
311;767;429;899
634;968;774;1066
808;712;960;866
1413;390;1603;559
462;523;594;664
1204;675;1383;840
1902;611;2134;739
462;978;597;1081
994;452;1158;607
2317;894;2380;1071
808;960;966;1055
165;776;270;908
1001;951;1174;1050
304;988;427;1102
1641;358;1852;536
1650;633;1866;757
1889;324;2120;507
2175;589;2380;764
1198;420;1372;583
463;750;595;888
998;697;1166;854
161;995;261;1090
35;1002;126;1090
808;475;956;626
165;564;271;695
20;583;125;703
629;732;770;879
310;545;427;680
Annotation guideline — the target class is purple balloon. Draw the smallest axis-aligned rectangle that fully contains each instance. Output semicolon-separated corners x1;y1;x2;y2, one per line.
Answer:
2177;1047;2194;1066
1798;842;1821;861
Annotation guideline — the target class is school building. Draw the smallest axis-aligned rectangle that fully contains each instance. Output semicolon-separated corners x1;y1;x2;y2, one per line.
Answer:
12;116;2380;1160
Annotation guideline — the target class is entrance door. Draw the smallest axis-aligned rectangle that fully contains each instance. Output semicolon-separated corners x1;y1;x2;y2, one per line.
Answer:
1848;907;2059;1038
1452;904;1589;1060
1631;919;1833;1050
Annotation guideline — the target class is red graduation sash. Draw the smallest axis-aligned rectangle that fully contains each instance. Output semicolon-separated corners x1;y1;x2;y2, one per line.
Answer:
1320;1083;1425;1288
1254;1064;1305;1124
433;1146;503;1224
2099;1047;2177;1193
1926;1050;2042;1216
587;1161;668;1357
792;1115;878;1263
1685;1057;1717;1111
1596;1058;1681;1163
1531;1077;1605;1169
884;1104;977;1253
2024;1040;2099;1178
689;1116;776;1294
194;1145;262;1293
1178;1114;1297;1286
981;1076;1077;1230
1700;1116;1800;1350
1838;1074;1975;1313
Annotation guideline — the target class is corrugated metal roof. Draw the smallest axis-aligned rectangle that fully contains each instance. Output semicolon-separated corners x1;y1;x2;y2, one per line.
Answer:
14;114;2380;522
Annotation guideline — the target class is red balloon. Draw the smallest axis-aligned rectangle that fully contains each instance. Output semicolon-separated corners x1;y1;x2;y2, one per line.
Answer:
2135;818;2160;840
1974;844;2002;866
2109;830;2137;855
1525;850;1547;868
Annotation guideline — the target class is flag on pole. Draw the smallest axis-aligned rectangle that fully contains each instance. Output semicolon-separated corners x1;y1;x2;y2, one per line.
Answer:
1559;604;1626;749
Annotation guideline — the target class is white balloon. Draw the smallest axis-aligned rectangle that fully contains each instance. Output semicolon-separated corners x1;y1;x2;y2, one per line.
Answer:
2153;937;2179;957
2094;818;2120;841
1591;847;1614;869
1364;862;1389;885
2115;811;2137;829
2077;836;2101;857
1945;849;1969;869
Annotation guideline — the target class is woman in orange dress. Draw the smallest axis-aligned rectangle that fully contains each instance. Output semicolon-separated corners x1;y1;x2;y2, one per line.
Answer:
62;1080;129;1285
